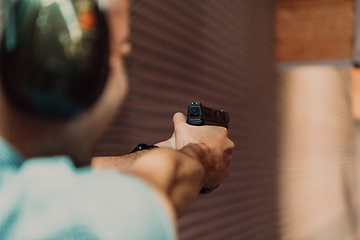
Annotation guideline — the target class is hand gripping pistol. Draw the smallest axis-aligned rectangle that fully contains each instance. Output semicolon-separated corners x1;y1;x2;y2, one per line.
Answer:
186;102;230;194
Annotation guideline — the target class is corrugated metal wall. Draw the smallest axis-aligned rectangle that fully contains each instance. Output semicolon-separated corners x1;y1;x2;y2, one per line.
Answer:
95;1;279;239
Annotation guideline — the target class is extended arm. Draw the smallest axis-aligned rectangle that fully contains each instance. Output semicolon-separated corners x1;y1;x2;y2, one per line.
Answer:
92;112;234;218
124;144;208;218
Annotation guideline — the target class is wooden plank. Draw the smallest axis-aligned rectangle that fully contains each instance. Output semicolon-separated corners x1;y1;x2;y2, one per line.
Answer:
277;0;351;4
276;1;354;62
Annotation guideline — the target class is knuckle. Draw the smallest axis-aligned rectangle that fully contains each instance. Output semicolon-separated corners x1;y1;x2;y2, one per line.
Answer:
173;112;181;119
228;139;235;149
173;112;185;121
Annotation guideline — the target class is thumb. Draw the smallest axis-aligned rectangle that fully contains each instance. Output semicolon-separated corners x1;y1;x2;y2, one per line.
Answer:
173;112;187;128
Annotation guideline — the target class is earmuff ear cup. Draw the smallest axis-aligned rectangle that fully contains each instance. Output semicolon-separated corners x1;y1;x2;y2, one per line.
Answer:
0;0;110;119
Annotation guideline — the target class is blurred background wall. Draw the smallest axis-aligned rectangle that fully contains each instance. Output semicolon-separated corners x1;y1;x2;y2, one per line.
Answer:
95;0;279;239
95;0;360;239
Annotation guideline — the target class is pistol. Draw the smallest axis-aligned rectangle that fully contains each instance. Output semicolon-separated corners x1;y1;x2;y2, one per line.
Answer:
186;102;230;129
186;102;230;194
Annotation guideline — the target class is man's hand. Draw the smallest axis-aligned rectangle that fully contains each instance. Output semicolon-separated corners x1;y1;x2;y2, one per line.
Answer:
171;112;234;189
125;111;234;217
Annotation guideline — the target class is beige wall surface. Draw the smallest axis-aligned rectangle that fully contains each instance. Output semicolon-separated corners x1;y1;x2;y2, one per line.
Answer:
352;69;360;119
279;65;360;240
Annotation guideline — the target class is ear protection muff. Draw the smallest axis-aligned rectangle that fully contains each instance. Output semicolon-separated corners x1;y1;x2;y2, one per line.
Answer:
0;0;110;119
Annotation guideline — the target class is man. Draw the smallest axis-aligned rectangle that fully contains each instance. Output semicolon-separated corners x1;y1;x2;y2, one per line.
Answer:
0;0;234;239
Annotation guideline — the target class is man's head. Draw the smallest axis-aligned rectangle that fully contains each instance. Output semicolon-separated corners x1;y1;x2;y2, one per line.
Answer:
0;0;130;165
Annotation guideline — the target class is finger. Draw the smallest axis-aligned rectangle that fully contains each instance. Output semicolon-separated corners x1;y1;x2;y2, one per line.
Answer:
228;139;235;149
155;133;176;149
173;112;186;127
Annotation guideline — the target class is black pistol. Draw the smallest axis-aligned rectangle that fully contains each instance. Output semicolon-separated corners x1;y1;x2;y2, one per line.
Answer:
186;102;230;194
186;102;230;129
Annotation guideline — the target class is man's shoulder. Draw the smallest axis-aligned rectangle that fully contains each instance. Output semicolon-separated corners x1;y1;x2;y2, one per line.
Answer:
1;155;160;207
0;156;177;239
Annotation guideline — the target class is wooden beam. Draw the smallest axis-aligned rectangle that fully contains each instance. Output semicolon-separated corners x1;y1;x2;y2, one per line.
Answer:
276;0;354;62
277;0;351;4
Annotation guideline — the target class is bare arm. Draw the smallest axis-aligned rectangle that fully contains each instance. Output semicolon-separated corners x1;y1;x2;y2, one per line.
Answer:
92;150;149;171
92;112;234;218
92;144;206;219
124;144;215;218
91;135;175;170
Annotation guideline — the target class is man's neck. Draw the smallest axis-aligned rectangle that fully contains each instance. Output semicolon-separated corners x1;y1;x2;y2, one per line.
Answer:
0;93;99;166
0;104;53;159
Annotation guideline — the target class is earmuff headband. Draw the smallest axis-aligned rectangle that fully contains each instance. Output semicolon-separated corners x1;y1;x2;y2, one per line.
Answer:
0;0;110;119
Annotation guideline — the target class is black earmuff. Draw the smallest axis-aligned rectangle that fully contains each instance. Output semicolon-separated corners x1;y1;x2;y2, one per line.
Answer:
0;0;110;118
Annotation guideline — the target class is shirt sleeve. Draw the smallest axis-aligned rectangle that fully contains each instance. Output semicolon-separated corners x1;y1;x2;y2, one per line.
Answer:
0;156;177;240
74;167;178;240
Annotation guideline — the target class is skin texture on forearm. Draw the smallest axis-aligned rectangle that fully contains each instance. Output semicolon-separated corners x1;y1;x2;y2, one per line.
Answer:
91;144;208;217
122;145;207;218
91;113;233;218
91;150;149;171
91;137;175;171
